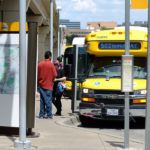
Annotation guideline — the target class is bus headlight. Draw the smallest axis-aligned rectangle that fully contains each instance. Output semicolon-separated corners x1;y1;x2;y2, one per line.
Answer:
82;88;94;94
134;90;147;95
83;88;88;93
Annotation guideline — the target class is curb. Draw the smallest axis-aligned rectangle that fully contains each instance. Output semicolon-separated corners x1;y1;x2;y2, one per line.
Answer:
55;114;144;145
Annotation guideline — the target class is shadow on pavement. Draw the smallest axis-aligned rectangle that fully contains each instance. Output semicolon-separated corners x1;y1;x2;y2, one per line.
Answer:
106;141;124;149
78;117;145;129
0;127;19;137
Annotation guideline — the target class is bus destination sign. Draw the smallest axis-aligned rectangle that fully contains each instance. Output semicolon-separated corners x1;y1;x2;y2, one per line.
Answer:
99;42;141;50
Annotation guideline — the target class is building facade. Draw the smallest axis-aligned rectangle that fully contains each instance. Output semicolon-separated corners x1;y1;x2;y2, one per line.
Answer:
60;19;80;29
120;21;148;27
65;29;92;37
86;21;118;31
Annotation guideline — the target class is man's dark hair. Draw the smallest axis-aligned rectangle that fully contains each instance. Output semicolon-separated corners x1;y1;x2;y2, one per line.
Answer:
44;51;52;59
57;56;62;62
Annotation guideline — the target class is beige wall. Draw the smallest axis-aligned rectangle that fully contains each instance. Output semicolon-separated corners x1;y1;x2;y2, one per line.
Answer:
66;29;92;37
38;26;49;62
0;0;19;22
38;26;58;62
87;21;118;31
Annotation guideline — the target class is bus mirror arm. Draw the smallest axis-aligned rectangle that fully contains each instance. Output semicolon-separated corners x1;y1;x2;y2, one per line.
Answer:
78;78;85;84
67;78;78;81
129;112;136;123
67;78;85;83
100;103;105;108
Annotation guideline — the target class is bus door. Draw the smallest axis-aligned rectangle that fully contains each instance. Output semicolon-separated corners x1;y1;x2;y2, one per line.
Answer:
72;45;88;112
64;47;73;78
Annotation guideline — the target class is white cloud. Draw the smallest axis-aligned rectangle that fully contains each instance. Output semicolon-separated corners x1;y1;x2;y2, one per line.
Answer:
93;0;124;5
72;0;97;13
112;0;124;5
55;0;147;28
111;9;120;13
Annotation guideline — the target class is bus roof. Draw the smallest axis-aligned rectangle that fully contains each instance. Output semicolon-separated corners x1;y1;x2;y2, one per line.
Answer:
115;26;147;32
65;45;73;49
85;27;147;57
72;37;85;45
85;27;147;42
64;45;73;53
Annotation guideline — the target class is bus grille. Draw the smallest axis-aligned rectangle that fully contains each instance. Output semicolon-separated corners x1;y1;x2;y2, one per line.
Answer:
94;90;133;95
96;99;131;105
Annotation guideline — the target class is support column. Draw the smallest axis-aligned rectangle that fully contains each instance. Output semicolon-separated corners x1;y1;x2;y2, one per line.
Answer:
38;26;49;62
26;22;37;130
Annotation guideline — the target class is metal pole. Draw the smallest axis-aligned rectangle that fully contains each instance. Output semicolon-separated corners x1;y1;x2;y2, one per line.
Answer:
145;1;150;150
50;0;53;62
124;0;130;149
14;0;31;148
124;92;129;149
60;26;65;55
125;0;130;56
60;26;62;56
57;10;60;57
74;45;79;112
61;25;65;53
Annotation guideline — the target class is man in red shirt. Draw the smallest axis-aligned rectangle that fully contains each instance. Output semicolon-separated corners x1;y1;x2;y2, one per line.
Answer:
38;51;57;119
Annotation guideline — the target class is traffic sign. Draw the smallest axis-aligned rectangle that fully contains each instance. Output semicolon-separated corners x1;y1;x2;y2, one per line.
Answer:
131;0;148;9
121;55;133;92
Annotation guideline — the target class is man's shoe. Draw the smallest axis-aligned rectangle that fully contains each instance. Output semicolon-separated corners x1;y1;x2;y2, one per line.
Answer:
46;117;53;119
45;115;53;119
39;116;44;119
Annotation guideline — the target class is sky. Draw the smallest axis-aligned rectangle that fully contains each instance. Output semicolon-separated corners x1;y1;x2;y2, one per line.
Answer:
55;0;148;29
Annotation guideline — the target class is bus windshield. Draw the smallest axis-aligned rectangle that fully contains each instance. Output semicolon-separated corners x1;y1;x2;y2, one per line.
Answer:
88;57;147;79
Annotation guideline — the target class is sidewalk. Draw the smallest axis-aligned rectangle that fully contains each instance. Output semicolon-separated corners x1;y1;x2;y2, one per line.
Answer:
0;96;144;150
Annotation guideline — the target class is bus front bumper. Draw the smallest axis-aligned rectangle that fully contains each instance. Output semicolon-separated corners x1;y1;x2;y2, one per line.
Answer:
79;103;145;120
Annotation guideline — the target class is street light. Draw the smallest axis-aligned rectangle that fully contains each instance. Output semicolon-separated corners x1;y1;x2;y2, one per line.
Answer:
59;25;66;56
50;0;53;62
57;6;61;57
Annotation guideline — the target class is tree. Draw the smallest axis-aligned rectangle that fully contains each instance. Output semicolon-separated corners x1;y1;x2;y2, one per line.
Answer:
100;26;108;30
66;34;79;45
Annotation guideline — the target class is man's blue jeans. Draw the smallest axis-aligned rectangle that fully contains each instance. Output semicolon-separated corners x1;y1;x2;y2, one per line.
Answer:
39;87;53;118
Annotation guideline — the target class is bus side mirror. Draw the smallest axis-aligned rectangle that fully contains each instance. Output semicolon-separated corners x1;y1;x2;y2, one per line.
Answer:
64;64;72;78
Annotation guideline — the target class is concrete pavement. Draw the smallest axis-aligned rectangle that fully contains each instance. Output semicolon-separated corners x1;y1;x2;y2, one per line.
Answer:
0;96;145;150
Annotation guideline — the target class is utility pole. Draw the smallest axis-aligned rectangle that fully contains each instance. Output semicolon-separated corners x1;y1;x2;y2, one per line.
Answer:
124;0;131;149
145;0;150;149
14;0;31;148
50;0;53;61
57;7;61;57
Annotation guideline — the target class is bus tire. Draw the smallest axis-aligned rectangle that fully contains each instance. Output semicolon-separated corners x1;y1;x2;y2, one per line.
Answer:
79;115;89;127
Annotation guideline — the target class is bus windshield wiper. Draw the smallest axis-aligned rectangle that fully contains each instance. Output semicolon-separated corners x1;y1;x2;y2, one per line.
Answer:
134;77;146;79
88;75;106;78
109;76;121;78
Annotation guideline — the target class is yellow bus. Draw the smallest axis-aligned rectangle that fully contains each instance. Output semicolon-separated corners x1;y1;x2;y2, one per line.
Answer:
79;27;147;125
64;37;86;98
63;45;73;98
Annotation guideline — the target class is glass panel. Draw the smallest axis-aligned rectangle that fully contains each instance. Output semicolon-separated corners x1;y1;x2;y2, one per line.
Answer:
88;57;146;79
77;47;88;78
0;45;19;94
76;47;88;102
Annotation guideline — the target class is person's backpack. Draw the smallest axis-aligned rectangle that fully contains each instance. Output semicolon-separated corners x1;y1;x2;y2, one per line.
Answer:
56;82;65;95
